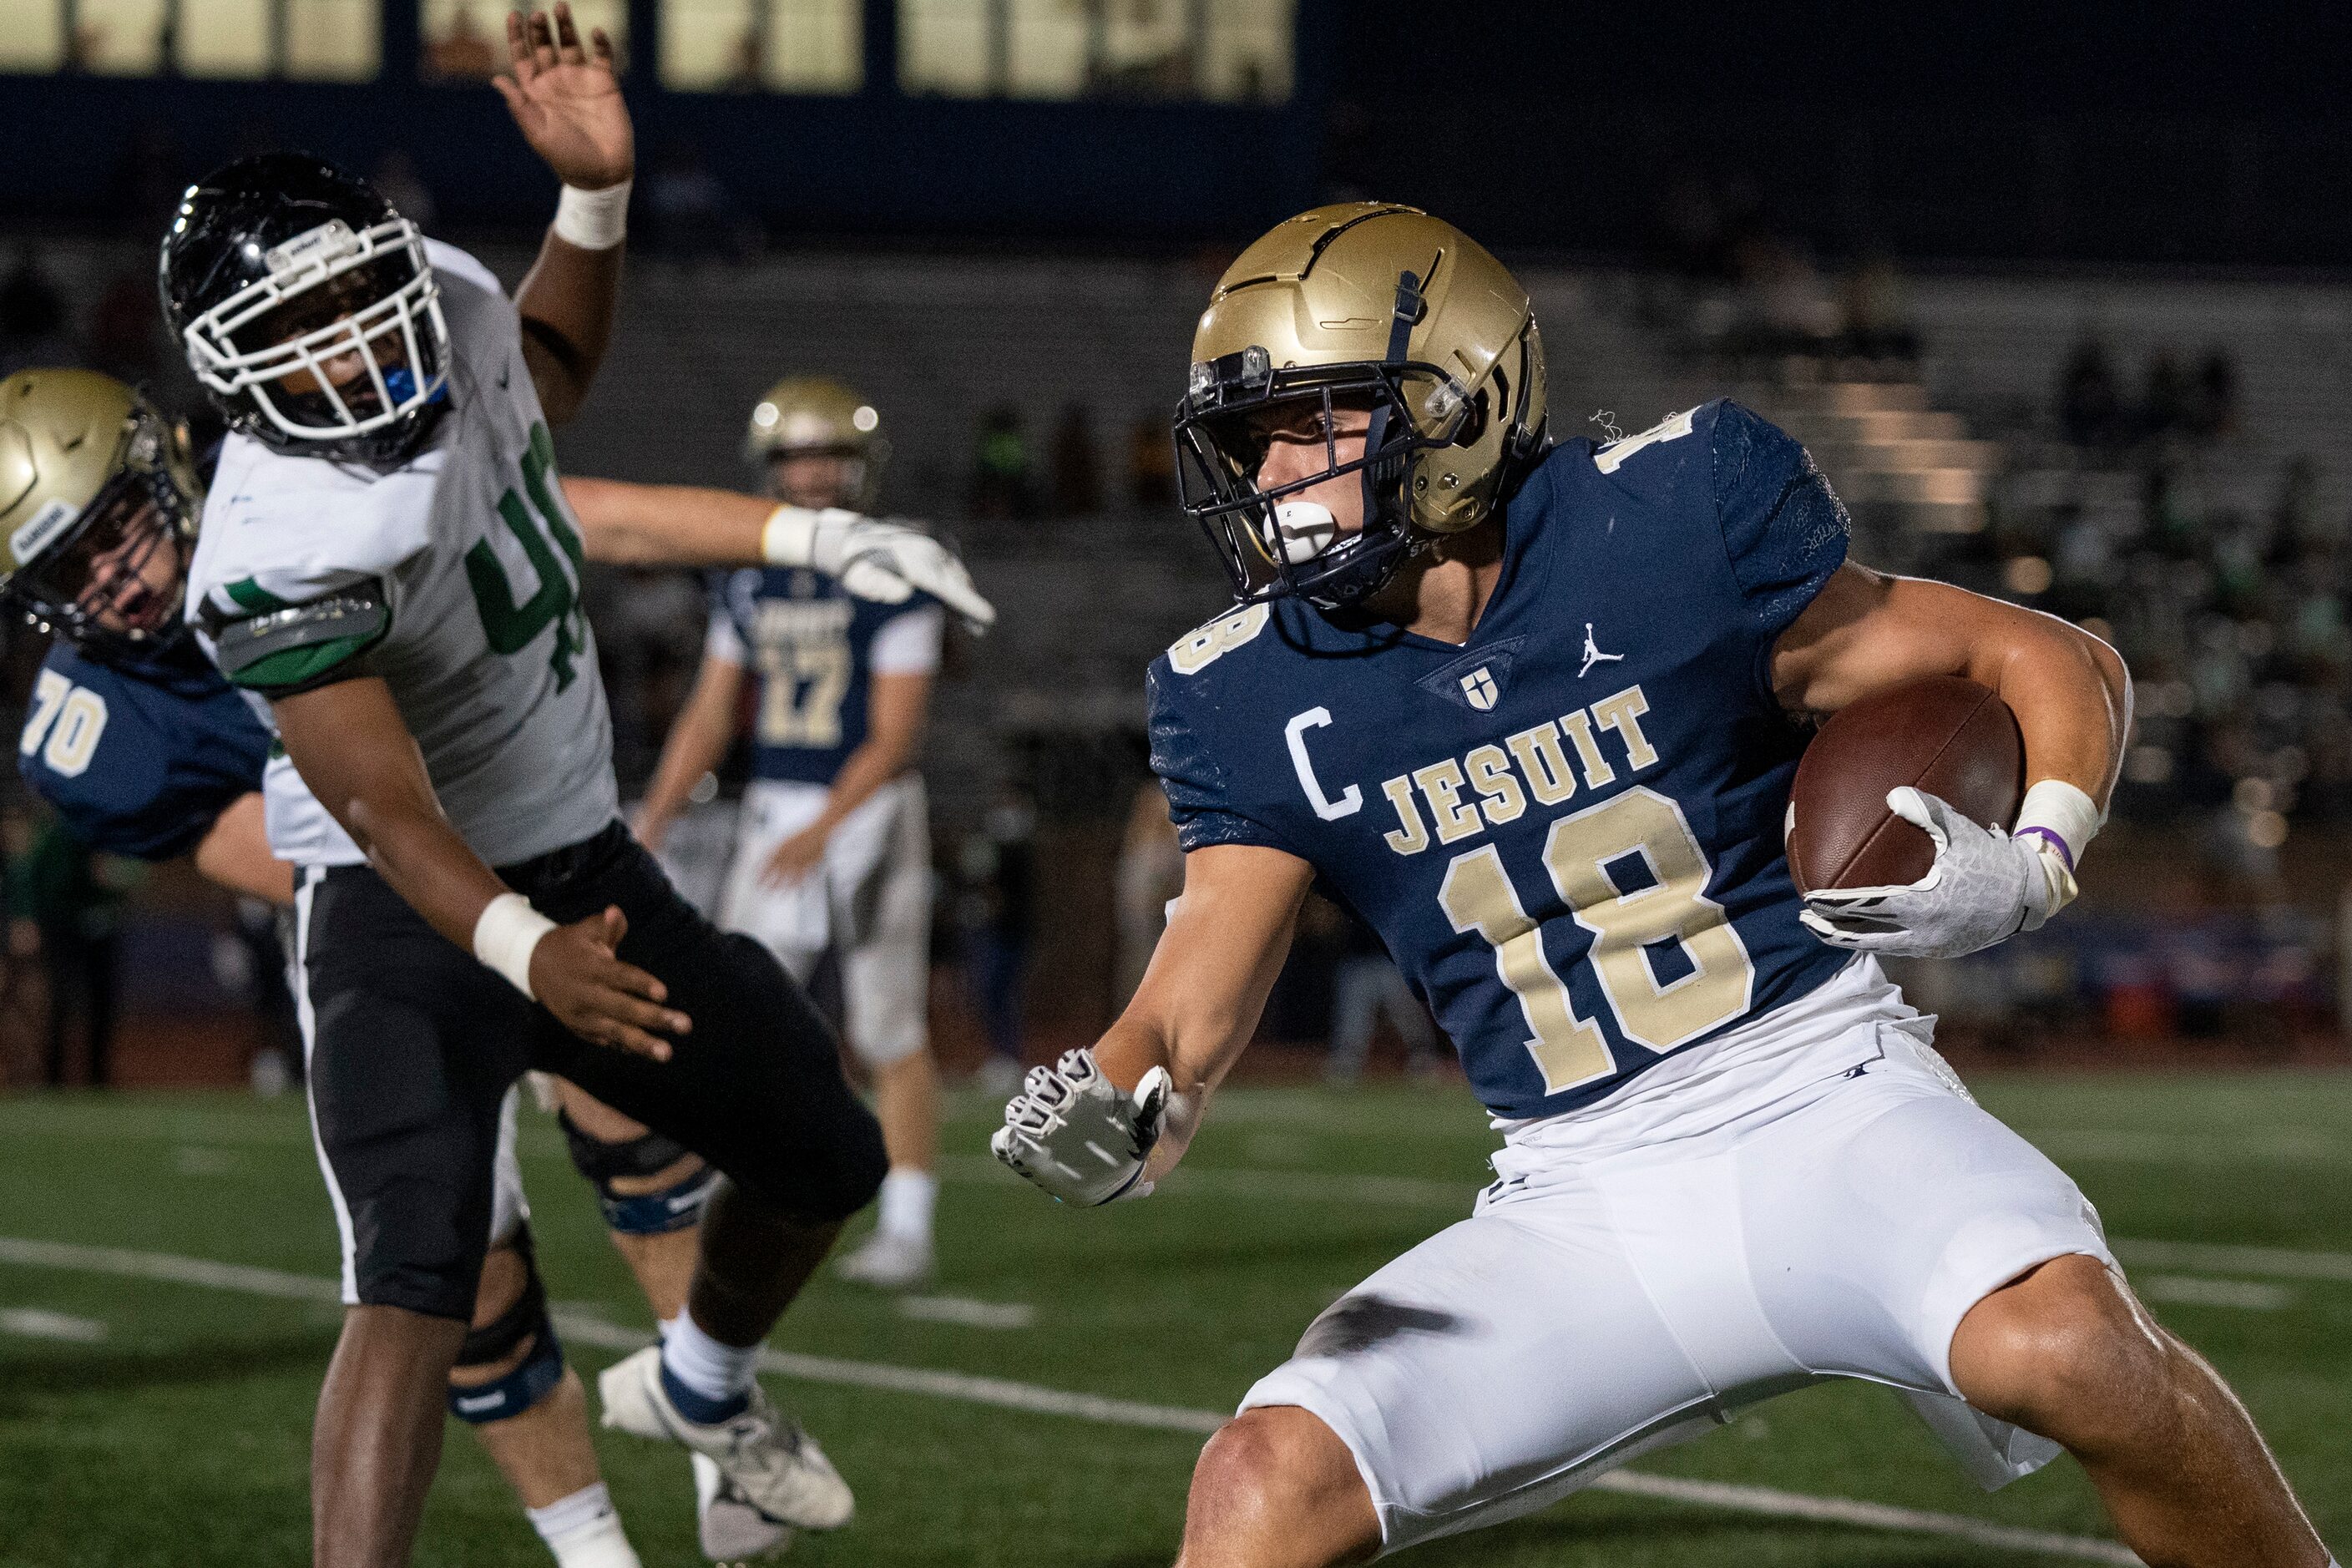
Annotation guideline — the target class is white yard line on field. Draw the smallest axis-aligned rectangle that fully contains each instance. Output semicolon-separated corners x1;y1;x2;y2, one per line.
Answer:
2134;1275;2294;1312
0;1233;2141;1564
896;1295;1037;1329
0;1306;108;1342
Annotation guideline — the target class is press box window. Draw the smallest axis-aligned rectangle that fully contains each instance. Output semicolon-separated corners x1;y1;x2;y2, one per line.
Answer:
660;0;861;92
0;0;377;76
899;0;1293;103
422;0;624;78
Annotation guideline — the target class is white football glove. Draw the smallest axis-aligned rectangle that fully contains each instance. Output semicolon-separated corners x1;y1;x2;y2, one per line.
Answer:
764;508;997;635
1799;787;2076;960
990;1049;1171;1206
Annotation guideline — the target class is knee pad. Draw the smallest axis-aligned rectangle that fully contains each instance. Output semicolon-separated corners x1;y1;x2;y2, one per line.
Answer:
448;1229;565;1425
559;1110;718;1236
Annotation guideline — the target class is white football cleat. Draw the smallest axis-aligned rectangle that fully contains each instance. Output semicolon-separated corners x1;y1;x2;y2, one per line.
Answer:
834;1230;933;1291
693;1452;794;1561
598;1346;853;1533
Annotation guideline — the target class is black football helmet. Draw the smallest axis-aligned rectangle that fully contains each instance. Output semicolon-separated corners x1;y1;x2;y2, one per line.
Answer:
159;153;450;467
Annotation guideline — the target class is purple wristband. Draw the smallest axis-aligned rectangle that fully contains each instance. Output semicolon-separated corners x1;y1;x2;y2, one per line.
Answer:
2014;825;2075;870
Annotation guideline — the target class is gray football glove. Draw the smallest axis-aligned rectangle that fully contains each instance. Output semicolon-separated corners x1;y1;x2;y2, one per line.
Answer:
1799;787;2072;960
768;508;996;634
990;1049;1171;1206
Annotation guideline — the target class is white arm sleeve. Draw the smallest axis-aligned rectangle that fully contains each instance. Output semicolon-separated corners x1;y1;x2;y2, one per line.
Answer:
705;608;748;665
868;603;945;677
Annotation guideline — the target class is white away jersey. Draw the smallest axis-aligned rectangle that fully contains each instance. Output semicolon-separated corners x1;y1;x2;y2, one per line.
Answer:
187;240;618;867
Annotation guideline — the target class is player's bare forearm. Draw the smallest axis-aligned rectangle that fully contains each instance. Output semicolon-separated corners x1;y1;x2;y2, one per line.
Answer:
805;673;929;836
516;237;621;426
1772;564;2132;807
635;655;743;838
560;478;773;565
271;677;513;948
194;792;297;906
1092;844;1313;1174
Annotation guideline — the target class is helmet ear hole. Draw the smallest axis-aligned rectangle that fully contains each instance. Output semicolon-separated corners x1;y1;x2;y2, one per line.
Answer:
1454;380;1494;450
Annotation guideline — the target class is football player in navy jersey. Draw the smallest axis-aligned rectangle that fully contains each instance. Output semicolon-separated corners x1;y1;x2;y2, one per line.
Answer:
993;205;2333;1568
636;377;949;1290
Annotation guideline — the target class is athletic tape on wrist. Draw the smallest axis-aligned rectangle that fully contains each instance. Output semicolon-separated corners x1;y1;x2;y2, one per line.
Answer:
553;180;630;250
2014;779;2102;870
474;892;558;1000
761;506;817;567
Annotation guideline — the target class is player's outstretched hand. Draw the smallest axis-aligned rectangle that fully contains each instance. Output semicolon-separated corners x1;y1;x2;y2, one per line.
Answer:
1798;787;2071;960
991;1049;1169;1206
529;905;690;1060
494;4;634;193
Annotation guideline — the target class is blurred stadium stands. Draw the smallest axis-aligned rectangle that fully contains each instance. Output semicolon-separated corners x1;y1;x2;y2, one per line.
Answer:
2;1;2348;1080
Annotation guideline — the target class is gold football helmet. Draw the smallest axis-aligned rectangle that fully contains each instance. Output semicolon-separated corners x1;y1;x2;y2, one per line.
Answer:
1174;202;1547;609
745;375;888;510
0;367;202;658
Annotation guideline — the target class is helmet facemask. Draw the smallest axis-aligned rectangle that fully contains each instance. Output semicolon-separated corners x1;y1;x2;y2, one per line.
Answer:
1175;346;1476;613
10;407;201;661
180;215;450;465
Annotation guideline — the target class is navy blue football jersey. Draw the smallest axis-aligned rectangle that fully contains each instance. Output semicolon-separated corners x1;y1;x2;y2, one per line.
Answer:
18;638;272;861
1149;400;1852;1120
707;567;942;787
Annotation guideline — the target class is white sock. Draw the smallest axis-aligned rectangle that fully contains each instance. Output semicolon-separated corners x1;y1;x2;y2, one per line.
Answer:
527;1482;640;1568
657;1313;680;1341
660;1307;760;1404
878;1167;938;1242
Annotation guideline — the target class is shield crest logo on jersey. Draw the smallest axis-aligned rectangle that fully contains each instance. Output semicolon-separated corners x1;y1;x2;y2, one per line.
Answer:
1418;637;1526;712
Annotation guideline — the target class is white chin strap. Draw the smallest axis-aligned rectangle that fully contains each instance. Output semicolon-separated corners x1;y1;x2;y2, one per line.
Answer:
1271;501;1338;564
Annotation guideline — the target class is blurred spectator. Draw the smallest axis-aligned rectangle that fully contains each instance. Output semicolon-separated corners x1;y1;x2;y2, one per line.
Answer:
0;255;75;378
644;141;752;260
101;124;186;242
1129;413;1175;508
1837;254;1920;369
425;1;500;78
2138;347;2189;444
1113;779;1181;1006
2058;335;2127;449
85;270;163;387
372;152;438;232
1325;913;1440;1085
970;405;1036;520
13;821;139;1088
958;785;1035;1093
1050;402;1102;517
2188;347;2240;440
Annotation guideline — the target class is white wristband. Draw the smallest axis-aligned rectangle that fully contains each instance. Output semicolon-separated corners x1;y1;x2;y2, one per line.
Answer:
473;892;558;999
761;506;863;570
553;180;631;250
761;506;817;567
2014;779;2102;871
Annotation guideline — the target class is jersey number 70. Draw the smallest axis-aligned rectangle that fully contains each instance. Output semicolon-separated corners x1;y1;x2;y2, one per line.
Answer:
1439;786;1755;1094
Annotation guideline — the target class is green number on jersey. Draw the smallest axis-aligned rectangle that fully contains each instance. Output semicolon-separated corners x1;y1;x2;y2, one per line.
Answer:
466;422;589;689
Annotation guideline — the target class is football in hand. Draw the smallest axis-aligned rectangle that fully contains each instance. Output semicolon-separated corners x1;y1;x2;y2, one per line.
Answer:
1785;675;2025;894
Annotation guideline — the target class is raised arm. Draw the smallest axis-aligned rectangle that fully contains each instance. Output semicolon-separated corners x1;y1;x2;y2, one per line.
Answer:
559;475;996;630
994;842;1314;1202
1771;563;2132;955
273;675;689;1056
497;4;634;426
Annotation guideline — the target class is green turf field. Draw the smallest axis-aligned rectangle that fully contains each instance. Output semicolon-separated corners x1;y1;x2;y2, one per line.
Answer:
3;1074;2348;1566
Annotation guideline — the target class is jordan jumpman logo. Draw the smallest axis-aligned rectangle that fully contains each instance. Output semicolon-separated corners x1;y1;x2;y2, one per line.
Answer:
1578;622;1623;679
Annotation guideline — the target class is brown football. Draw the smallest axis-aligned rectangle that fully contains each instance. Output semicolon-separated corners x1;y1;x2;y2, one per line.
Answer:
1786;675;2025;894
